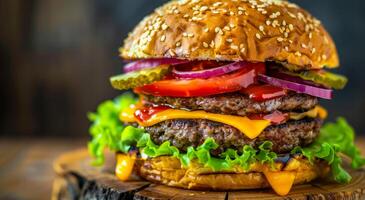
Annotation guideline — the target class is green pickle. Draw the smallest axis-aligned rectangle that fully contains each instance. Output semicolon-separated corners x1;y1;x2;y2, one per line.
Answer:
285;70;348;90
110;66;170;90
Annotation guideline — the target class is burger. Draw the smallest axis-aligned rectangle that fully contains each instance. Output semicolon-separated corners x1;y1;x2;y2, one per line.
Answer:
88;0;365;196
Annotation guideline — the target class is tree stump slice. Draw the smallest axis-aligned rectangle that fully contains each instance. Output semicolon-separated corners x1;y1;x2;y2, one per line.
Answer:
52;149;365;200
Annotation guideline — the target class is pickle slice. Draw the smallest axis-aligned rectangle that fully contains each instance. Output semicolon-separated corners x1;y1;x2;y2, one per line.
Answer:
284;70;347;90
110;66;170;90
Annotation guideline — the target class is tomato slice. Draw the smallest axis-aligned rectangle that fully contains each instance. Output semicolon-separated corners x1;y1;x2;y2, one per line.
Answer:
134;62;265;97
241;84;287;102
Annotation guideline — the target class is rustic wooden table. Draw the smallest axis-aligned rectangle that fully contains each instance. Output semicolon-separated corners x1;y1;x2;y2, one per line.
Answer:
0;138;86;200
0;137;365;200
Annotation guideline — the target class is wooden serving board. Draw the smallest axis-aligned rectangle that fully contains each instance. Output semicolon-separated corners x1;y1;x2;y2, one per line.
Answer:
52;149;365;200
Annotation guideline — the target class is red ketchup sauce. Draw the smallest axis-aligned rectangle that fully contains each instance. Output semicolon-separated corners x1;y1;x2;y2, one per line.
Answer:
134;106;170;122
249;111;289;125
241;84;287;102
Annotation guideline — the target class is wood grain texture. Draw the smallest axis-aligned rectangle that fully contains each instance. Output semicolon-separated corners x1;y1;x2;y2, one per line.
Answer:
53;148;365;200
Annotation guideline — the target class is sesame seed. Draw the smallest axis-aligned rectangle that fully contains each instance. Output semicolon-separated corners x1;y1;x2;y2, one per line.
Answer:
203;27;209;32
240;47;246;53
279;27;285;33
266;20;271;25
169;49;176;56
311;48;316;54
212;10;219;14
301;44;307;48
322;54;327;60
305;24;310;32
288;12;296;19
277;37;284;42
226;38;233;43
231;44;239;50
176;42;181;47
192;16;202;21
259;25;264;32
161;24;168;30
210;40;215;48
187;33;194;37
183;14;189;18
200;6;208;12
309;32;313;39
183;32;188;37
224;26;231;31
203;42;209;48
272;20;279;27
295;51;302;57
213;2;222;7
229;23;236;28
285;46;289;51
256;33;261;39
288;24;294;31
238;11;243;15
160;35;166;42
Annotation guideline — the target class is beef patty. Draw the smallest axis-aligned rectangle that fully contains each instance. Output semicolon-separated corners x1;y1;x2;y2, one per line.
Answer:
143;92;318;116
141;118;322;156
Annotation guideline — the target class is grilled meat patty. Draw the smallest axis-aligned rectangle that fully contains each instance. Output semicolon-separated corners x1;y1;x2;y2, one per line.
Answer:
143;92;318;116
141;118;322;156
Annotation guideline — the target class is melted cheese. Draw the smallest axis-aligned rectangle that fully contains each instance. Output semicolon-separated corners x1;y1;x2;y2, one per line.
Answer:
120;105;327;140
290;105;327;120
139;109;270;139
263;170;296;196
120;104;138;123
115;153;136;181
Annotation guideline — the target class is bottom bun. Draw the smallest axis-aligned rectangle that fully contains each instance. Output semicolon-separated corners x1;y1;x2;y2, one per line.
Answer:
134;156;329;190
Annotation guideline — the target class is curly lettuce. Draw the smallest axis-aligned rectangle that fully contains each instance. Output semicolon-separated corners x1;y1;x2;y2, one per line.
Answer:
292;117;365;183
88;93;137;165
88;94;365;183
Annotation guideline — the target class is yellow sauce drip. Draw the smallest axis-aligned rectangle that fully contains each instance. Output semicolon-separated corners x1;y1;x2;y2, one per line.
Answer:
115;152;136;181
263;170;296;196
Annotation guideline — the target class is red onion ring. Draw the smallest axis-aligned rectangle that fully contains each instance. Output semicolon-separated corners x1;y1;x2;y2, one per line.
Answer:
258;74;333;99
172;61;250;79
123;58;188;73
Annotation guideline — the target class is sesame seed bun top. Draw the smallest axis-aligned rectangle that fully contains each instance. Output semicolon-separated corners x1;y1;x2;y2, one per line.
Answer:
120;0;339;69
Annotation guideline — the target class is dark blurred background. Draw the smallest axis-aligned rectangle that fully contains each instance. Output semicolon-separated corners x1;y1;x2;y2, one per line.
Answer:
1;0;365;138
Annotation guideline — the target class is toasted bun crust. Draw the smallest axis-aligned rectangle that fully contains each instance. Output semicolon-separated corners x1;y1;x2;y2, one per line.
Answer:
134;156;329;190
121;0;339;69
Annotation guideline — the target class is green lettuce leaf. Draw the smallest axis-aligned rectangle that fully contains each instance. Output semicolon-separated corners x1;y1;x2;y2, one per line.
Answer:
292;117;365;183
88;94;365;183
318;118;365;169
87;94;278;169
87;93;137;165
